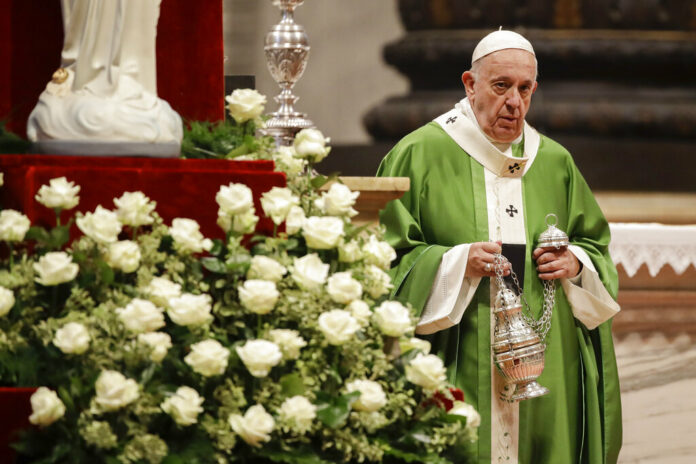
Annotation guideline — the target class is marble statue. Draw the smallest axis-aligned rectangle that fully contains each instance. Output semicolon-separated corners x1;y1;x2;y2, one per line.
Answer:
27;0;183;157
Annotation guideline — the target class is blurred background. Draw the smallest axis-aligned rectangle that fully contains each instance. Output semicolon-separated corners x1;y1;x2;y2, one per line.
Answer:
224;0;696;193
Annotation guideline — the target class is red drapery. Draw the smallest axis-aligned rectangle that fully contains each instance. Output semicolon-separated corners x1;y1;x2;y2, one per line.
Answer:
0;155;285;241
0;0;224;137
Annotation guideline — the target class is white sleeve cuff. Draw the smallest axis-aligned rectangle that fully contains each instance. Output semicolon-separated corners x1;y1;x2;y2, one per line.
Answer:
562;245;621;330
416;244;481;335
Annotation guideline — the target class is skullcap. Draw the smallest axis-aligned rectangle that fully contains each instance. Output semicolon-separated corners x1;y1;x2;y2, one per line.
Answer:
472;28;535;64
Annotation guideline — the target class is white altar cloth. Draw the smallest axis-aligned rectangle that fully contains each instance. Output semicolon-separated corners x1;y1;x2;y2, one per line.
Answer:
609;223;696;277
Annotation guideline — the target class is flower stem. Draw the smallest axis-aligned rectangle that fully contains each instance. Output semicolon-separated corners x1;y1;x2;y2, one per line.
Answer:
257;314;262;337
7;243;13;271
54;208;62;227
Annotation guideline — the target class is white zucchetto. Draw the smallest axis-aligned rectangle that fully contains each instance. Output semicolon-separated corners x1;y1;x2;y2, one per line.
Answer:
472;29;535;64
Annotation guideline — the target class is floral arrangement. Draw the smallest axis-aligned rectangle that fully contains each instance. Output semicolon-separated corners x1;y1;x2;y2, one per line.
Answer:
0;90;479;464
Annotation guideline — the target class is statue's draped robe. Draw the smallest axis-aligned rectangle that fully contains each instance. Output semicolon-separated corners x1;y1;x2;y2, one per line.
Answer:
377;101;622;464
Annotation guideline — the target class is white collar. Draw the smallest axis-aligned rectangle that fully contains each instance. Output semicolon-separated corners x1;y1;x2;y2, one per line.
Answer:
434;98;540;178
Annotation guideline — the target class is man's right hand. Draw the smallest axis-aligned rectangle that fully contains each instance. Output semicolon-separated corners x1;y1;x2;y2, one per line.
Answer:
465;241;511;278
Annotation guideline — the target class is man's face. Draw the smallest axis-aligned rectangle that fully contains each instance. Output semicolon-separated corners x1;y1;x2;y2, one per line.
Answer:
462;49;538;143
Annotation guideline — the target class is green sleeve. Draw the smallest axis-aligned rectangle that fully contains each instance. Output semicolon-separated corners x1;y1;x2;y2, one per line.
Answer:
565;156;622;463
566;158;619;300
377;139;450;316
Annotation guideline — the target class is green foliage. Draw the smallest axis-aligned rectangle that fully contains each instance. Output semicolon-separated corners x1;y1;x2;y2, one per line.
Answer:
180;119;274;160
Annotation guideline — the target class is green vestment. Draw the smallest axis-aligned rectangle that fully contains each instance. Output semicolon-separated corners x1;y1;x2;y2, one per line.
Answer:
377;118;622;464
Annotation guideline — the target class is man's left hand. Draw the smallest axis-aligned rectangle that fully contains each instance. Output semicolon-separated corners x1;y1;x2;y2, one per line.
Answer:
532;247;580;280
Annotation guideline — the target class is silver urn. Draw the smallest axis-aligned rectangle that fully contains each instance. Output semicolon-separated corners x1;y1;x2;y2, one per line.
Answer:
493;287;549;401
262;0;314;145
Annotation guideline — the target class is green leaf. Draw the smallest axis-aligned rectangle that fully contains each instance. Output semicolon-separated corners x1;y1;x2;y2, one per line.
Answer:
310;175;328;189
279;373;305;397
258;445;334;464
311;172;341;189
314;391;360;429
380;440;452;464
25;226;50;243
201;257;227;274
225;253;250;273
97;260;114;285
48;225;70;249
209;239;225;257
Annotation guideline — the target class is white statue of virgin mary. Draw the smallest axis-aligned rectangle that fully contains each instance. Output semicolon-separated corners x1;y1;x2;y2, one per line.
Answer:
27;0;183;157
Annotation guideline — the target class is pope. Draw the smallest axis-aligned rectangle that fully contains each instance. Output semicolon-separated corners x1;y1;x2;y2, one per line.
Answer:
378;30;622;463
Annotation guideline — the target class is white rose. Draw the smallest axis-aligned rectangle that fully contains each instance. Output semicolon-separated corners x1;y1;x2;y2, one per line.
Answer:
238;280;279;315
318;309;360;345
218;209;258;234
0;286;16;317
225;88;266;124
319;183;359;217
449;401;481;428
273;146;306;176
216;183;254;215
326;272;362;304
94;370;140;412
236;339;283;378
113;191;155;227
169;218;212;254
364;265;393;299
302;216;344;249
117;298;165;334
278;396;316;434
232;209;259;235
346;379;387;412
35;177;80;210
29;387;65;426
76;205;122;244
294;128;331;163
161;386;205;426
260;187;299;225
268;329;306;360
290;253;329;290
53;322;90;354
229;404;274;448
0;209;30;242
0;172;3;187
142;277;181;308
402;337;431;354
373;301;412;337
363;236;397;270
105;240;141;273
185;339;230;377
338;239;362;263
405;353;447;392
346;300;371;327
137;332;172;362
33;251;79;286
247;255;287;282
168;293;213;326
284;205;306;235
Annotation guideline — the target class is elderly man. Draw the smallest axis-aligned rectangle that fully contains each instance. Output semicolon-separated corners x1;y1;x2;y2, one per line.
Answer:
378;30;622;463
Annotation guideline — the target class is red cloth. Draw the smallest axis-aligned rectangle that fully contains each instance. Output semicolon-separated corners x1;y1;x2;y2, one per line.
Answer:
0;387;36;464
0;0;224;137
0;155;285;240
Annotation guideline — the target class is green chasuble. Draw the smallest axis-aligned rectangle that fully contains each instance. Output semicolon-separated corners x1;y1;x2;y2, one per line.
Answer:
377;106;622;463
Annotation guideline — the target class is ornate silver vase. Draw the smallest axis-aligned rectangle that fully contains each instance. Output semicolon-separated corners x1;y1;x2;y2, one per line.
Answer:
262;0;314;145
493;287;549;401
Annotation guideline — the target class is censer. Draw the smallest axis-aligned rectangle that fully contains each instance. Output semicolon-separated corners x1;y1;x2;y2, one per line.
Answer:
492;214;569;401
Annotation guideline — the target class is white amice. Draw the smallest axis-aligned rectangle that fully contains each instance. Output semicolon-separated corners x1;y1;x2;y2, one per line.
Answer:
27;0;182;157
